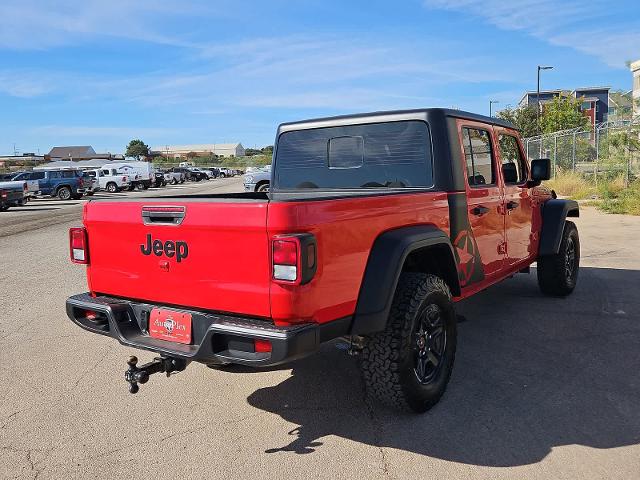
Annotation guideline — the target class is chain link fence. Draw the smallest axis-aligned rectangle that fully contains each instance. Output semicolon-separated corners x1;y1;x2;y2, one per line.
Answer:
524;117;640;185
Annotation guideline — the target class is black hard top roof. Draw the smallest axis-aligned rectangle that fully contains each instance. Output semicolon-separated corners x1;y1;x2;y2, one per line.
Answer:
278;107;516;132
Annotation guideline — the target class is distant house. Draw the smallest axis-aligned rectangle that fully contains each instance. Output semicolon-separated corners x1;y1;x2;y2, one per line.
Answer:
608;90;633;121
518;86;610;127
150;143;245;158
47;146;123;162
631;60;640;116
48;146;96;160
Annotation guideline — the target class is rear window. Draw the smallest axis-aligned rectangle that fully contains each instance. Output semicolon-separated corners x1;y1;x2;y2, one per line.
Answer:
274;121;433;190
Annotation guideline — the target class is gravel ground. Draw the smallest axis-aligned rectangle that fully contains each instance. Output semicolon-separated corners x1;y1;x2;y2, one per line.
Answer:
1;182;638;480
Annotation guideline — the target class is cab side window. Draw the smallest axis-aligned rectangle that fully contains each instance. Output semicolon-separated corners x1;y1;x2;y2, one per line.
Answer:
462;127;495;187
498;135;527;184
29;172;45;180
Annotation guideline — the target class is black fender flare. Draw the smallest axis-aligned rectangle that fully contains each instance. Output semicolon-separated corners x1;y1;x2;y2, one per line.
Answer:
351;225;459;335
539;199;579;256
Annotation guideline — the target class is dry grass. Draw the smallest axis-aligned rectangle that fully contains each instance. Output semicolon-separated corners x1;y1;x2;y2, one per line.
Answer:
544;169;640;215
543;169;596;200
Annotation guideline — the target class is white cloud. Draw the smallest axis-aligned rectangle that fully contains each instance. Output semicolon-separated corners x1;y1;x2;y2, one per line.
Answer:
1;33;506;113
0;0;204;49
0;73;50;97
423;0;637;68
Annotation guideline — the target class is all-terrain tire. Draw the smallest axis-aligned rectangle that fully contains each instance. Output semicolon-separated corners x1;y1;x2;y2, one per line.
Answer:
537;220;580;296
57;186;71;200
360;273;457;413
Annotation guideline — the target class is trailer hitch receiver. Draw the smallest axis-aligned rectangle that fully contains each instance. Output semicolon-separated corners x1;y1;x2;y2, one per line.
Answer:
125;355;189;394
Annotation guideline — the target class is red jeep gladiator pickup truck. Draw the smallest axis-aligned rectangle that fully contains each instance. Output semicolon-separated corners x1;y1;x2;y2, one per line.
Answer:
66;108;579;412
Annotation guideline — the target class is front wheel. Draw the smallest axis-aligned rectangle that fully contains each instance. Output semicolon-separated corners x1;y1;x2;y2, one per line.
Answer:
537;221;580;296
256;182;270;192
361;273;457;413
57;186;71;200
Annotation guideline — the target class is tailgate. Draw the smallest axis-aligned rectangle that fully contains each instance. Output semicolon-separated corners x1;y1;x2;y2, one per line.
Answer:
84;199;271;317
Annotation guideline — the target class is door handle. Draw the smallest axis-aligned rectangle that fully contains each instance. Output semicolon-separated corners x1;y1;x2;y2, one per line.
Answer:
471;206;490;216
506;201;519;210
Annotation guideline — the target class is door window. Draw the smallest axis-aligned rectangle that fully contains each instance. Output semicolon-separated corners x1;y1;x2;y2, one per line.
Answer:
498;135;527;184
29;172;45;180
462;127;495;187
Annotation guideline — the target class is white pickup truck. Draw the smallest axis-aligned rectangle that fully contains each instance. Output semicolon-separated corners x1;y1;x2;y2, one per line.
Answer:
6;172;39;200
87;168;132;193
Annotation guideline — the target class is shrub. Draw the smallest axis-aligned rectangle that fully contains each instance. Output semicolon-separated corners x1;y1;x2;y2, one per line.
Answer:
544;169;596;200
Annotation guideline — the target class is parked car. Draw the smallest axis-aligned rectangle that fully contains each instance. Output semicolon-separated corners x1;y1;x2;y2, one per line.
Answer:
161;169;185;185
202;168;220;179
0;183;27;210
79;172;100;196
153;171;167;187
24;169;84;200
65;108;577;412
10;172;40;200
243;169;270;192
85;168;131;193
218;168;234;178
189;167;210;180
169;167;195;181
186;168;207;181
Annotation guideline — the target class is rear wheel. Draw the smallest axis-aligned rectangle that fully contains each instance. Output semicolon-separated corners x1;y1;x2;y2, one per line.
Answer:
0;204;9;211
57;186;71;200
361;273;457;413
537;221;580;296
106;182;119;193
171;178;178;185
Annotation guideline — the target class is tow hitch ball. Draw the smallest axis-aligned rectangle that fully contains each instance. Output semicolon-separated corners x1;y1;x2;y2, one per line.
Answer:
125;355;189;394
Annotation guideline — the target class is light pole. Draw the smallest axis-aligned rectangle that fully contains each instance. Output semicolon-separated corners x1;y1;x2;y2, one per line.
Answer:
537;65;553;134
489;100;499;117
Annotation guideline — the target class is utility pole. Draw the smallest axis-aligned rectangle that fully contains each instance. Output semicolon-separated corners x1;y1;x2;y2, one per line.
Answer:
537;65;554;134
489;100;499;117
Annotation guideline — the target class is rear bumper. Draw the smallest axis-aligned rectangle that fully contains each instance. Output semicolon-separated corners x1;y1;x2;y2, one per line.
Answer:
66;293;326;367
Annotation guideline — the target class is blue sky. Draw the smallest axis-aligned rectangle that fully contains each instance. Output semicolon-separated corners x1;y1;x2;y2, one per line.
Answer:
0;0;637;154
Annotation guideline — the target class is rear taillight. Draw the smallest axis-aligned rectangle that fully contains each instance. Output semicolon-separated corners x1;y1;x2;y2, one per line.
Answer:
23;182;28;192
254;339;272;353
271;234;317;285
69;227;89;264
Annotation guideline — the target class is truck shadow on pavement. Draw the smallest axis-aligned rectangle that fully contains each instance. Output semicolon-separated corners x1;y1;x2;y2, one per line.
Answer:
247;266;640;466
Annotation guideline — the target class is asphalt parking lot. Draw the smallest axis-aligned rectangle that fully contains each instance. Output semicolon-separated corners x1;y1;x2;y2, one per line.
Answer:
1;180;639;480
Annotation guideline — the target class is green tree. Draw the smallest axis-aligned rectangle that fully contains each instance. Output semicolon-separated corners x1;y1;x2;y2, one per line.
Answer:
125;139;150;160
540;96;590;134
497;105;539;138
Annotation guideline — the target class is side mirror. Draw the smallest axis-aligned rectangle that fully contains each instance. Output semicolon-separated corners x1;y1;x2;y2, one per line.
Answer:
528;158;551;187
